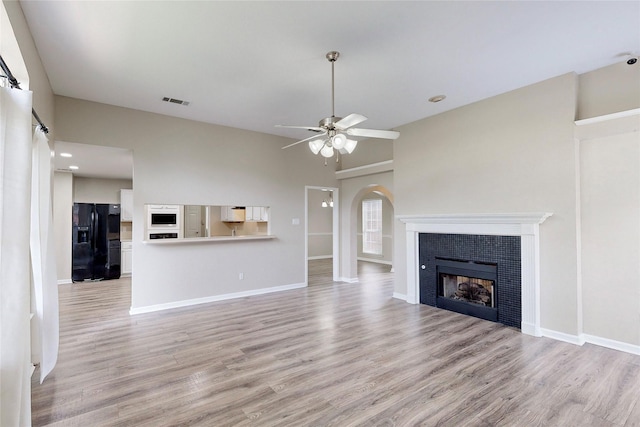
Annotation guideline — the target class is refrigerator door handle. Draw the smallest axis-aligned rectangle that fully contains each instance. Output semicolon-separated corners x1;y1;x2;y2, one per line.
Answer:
92;209;98;252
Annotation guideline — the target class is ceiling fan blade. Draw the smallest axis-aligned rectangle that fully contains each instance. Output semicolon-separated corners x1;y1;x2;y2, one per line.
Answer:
281;132;327;150
334;113;367;130
275;125;324;133
347;128;400;140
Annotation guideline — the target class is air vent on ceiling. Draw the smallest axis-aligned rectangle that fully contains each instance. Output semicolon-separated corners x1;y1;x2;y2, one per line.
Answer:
162;97;190;106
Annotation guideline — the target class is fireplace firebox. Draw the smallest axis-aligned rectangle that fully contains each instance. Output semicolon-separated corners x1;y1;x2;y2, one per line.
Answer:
436;258;498;322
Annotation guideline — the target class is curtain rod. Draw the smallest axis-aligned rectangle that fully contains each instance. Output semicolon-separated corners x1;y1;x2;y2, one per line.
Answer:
0;54;49;134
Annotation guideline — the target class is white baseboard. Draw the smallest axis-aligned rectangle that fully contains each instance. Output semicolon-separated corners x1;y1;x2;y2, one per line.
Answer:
539;328;640;355
338;277;359;284
57;279;72;285
540;328;583;346
307;255;333;260
581;333;640;355
357;257;392;266
392;292;407;301
129;282;306;315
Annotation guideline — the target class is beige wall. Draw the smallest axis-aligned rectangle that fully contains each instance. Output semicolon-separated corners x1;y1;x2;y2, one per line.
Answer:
578;61;640;120
394;73;581;336
338;138;394;170
73;177;132;204
53;172;73;283
580;131;640;346
54;96;338;311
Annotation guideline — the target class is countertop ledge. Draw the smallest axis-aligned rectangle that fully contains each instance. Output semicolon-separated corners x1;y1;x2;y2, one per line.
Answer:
143;235;276;245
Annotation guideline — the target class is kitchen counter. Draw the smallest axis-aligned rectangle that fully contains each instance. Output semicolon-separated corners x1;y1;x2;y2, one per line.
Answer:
143;235;276;245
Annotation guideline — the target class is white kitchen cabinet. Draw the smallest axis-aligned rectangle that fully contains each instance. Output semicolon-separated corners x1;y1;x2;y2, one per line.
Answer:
120;189;133;222
244;206;268;222
121;241;132;275
253;206;268;222
220;206;231;221
221;206;245;222
246;206;257;221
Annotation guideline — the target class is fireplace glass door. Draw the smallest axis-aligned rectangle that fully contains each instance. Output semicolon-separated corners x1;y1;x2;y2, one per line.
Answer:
435;258;498;322
440;274;494;307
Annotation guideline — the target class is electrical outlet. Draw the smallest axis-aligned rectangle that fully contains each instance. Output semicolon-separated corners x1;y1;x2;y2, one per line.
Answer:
239;272;244;280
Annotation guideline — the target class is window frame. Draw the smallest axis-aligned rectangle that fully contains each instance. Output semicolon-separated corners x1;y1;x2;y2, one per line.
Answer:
362;198;383;255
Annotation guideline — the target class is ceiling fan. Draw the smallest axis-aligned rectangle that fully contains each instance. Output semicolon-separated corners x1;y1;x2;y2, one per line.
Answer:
277;51;400;160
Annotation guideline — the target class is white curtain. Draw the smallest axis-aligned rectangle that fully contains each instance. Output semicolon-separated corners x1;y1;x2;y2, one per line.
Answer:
0;85;34;426
30;126;58;383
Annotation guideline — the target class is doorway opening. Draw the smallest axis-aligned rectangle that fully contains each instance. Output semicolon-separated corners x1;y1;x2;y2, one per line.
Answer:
305;186;339;285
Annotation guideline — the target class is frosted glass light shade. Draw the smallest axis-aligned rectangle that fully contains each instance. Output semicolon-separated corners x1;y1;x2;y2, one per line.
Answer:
320;144;334;158
343;139;358;154
332;133;347;150
308;139;324;155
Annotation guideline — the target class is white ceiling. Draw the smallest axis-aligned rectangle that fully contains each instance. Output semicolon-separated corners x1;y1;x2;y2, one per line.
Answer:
19;1;640;180
54;141;133;180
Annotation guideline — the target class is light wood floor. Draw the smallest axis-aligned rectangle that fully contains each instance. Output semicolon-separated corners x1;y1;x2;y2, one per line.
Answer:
33;260;640;426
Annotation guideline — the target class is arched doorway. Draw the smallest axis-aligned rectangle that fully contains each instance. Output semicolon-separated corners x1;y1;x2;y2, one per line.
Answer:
343;185;394;282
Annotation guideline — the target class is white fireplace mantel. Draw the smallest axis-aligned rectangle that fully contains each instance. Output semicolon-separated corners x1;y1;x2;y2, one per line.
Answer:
398;212;552;337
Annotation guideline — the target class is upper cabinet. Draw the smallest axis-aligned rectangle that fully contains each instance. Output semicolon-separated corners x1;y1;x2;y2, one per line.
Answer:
120;189;133;222
221;206;246;222
246;206;268;222
221;206;268;222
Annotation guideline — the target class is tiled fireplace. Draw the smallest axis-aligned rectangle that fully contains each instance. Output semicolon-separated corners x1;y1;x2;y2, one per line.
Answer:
420;233;521;328
398;213;552;337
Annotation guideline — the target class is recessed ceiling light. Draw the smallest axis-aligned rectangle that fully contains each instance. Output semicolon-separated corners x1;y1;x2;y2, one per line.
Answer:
60;152;72;158
69;165;79;170
428;95;446;103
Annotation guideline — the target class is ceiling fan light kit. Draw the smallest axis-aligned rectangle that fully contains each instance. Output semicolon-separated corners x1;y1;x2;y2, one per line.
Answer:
309;139;324;155
320;144;335;158
278;51;400;163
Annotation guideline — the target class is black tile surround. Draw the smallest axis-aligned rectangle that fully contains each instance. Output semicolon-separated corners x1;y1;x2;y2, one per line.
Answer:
419;233;522;328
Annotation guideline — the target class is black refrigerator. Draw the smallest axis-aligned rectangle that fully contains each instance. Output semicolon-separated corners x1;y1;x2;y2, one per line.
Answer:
72;203;121;282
